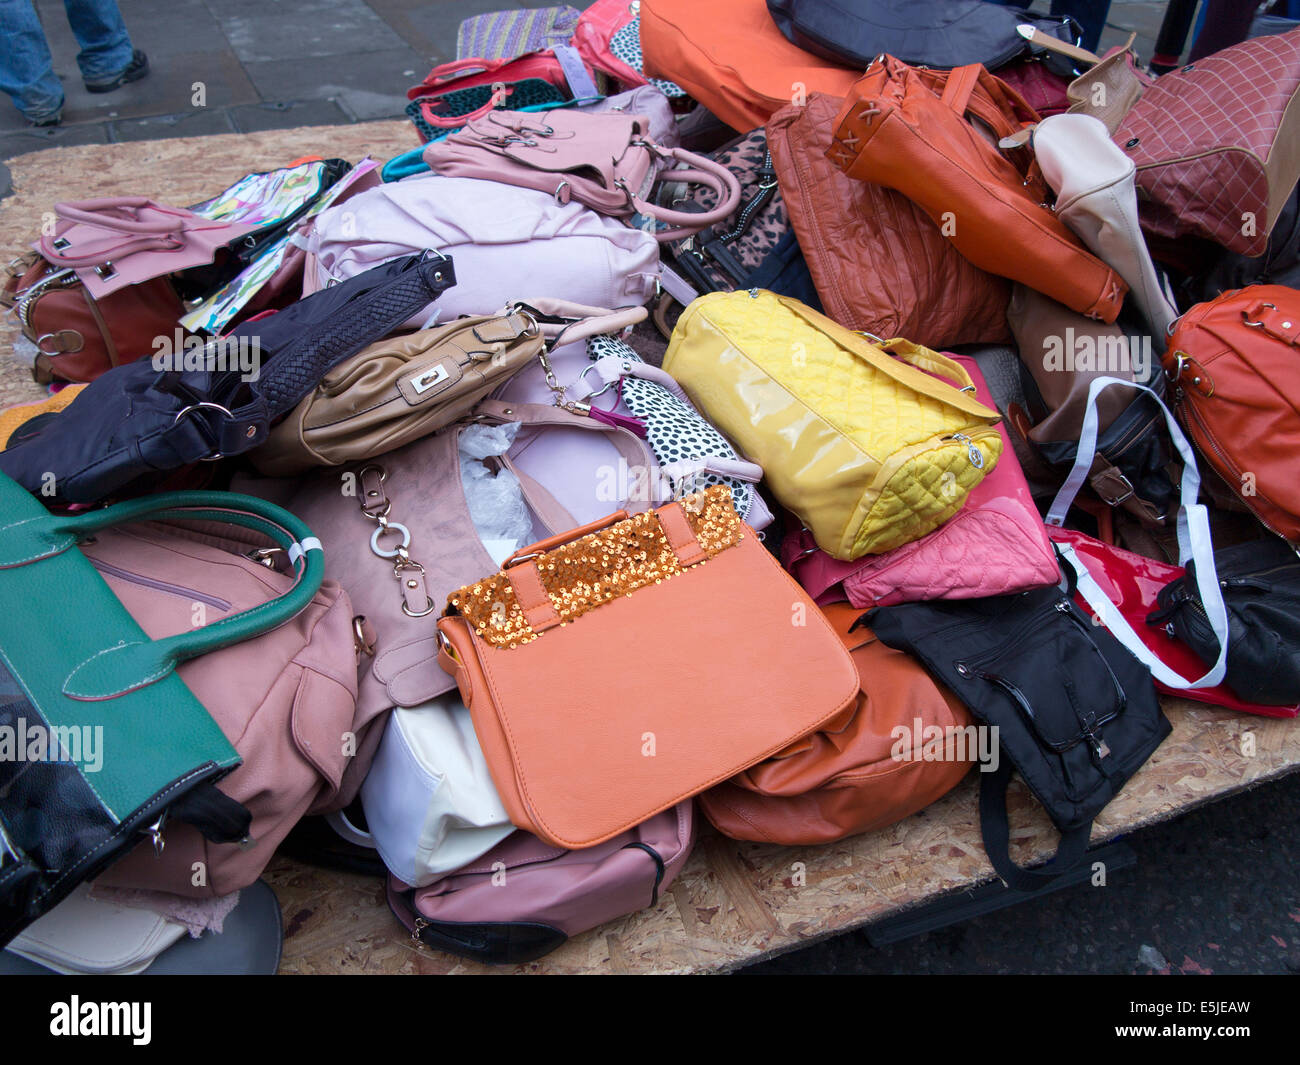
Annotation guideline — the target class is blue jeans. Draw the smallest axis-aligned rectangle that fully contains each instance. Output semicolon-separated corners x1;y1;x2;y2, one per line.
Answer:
0;0;134;121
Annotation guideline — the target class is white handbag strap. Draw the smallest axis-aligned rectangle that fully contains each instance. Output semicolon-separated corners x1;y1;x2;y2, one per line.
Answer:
1045;375;1228;689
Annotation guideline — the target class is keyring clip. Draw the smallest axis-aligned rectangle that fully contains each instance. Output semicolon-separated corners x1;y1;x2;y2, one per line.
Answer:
370;521;411;559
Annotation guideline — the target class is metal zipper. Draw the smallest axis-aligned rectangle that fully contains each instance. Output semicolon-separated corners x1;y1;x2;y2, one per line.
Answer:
943;432;985;468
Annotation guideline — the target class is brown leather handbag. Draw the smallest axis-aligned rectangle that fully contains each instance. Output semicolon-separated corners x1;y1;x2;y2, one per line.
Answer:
1164;285;1300;542
767;92;1011;349
826;56;1128;323
436;485;859;849
250;300;644;476
698;603;975;845
2;252;184;384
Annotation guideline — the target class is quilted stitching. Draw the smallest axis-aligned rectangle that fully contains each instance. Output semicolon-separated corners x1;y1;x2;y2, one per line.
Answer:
712;293;985;460
850;437;1001;557
1117;29;1300;255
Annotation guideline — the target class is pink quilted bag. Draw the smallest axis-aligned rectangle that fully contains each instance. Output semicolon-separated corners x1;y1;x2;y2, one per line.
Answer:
782;354;1059;607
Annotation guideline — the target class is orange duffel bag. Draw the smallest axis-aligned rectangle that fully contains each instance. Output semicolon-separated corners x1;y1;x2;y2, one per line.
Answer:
698;603;978;845
640;0;862;132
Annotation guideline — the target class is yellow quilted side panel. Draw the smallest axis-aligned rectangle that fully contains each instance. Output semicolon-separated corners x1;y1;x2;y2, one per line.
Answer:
846;432;1003;557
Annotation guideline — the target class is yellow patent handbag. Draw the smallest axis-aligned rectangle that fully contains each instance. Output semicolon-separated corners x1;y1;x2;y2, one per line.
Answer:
663;290;1003;560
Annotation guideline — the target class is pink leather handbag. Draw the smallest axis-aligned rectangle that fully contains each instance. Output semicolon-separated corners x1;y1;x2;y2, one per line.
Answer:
421;108;742;241
36;197;256;300
388;801;695;964
783;354;1059;607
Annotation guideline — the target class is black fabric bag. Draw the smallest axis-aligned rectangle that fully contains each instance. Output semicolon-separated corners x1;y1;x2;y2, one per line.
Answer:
0;252;455;504
1149;538;1300;707
870;565;1171;891
765;0;1085;73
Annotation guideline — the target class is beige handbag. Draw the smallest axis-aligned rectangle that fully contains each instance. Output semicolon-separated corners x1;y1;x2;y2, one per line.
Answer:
250;299;645;475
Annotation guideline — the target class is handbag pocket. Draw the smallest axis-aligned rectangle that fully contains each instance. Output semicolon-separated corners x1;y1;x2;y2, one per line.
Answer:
849;428;1002;557
957;599;1125;809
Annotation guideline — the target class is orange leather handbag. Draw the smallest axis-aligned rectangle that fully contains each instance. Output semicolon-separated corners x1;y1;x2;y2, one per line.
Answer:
436;485;860;849
1164;285;1300;542
699;604;976;845
826;56;1127;323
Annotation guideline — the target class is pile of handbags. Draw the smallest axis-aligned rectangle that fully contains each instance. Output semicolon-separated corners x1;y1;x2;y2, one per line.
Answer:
3;0;1300;972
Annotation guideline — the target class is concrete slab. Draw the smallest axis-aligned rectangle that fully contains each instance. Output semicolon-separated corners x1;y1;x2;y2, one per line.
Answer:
210;0;409;63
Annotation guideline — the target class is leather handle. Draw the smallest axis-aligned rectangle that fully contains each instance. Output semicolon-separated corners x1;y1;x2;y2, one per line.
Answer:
878;338;978;392
0;491;326;700
940;64;982;116
54;197;183;235
639;148;744;242
503;511;629;568
421;95;500;130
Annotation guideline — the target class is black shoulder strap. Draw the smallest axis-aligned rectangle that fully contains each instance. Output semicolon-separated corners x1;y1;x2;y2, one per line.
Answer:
978;757;1093;893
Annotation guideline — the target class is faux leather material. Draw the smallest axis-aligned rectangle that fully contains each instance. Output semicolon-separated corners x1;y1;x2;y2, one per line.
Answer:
784;354;1057;606
251;309;550;474
767;92;1012;349
87;523;363;897
1053;527;1298;718
422;109;742;241
639;0;862;133
1008;285;1174;527
360;692;513;887
232;400;659;806
389;800;695;963
304;175;660;317
1115;29;1300;256
827;56;1128;323
437;496;860;849
36;197;255;300
699;604;975;845
663;290;1004;560
0;476;247;945
1034;113;1180;339
1164;285;1300;541
5;253;185;384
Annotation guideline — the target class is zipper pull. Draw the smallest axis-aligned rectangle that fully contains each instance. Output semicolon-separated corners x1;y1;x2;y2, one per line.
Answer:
947;433;984;469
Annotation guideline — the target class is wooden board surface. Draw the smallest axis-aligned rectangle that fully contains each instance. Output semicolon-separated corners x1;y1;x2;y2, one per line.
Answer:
265;699;1299;974
3;128;1298;975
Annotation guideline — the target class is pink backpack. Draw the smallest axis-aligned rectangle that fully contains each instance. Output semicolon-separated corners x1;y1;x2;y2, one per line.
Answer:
387;801;695;964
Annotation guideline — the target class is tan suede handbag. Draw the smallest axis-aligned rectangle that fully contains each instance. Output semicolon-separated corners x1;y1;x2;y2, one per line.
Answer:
251;299;645;475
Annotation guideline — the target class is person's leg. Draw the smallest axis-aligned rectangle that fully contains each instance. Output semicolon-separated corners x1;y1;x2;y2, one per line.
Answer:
62;0;133;83
0;0;65;122
1050;0;1113;55
1189;0;1259;62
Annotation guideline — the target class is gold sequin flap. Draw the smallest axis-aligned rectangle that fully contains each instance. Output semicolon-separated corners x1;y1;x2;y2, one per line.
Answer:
446;484;743;648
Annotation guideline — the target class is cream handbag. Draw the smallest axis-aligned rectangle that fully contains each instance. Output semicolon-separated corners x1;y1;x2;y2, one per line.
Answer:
663;290;1003;560
1032;113;1180;341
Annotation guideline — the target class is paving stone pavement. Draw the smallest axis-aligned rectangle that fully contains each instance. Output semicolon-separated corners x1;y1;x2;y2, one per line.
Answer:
1;0;1298;977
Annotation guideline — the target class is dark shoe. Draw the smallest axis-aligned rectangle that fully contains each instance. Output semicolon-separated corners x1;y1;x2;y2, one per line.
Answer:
84;49;149;94
28;97;64;127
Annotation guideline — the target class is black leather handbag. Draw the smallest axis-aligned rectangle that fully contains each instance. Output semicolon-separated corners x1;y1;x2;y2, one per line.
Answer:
870;564;1171;892
765;0;1085;72
1149;537;1300;707
0;252;455;504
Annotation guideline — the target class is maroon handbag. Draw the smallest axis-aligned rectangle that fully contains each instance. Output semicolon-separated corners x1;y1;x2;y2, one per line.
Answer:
1114;28;1300;256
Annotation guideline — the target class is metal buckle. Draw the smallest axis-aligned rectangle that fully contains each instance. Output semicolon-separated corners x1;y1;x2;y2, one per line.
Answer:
1242;302;1277;328
171;401;234;461
1096;471;1135;507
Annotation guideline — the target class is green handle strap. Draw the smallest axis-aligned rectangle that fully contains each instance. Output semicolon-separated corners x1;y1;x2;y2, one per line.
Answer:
0;491;324;700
